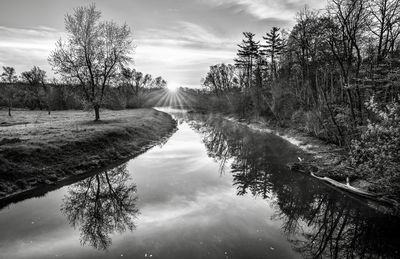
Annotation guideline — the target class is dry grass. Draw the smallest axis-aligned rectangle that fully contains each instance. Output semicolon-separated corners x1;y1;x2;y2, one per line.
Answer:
0;109;176;197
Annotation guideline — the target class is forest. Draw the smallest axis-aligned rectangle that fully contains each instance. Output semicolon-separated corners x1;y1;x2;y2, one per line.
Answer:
190;0;400;198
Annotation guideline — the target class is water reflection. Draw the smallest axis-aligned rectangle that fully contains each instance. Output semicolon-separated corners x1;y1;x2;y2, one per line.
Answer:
61;164;139;250
277;192;399;259
182;113;400;259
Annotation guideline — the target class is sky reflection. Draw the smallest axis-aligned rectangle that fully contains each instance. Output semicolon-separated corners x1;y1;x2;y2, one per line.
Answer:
0;115;301;259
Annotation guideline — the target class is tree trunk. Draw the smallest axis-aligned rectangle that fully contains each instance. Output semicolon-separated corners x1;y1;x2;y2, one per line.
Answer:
47;97;51;115
8;98;12;117
355;85;363;123
347;89;356;126
94;105;100;121
322;84;344;145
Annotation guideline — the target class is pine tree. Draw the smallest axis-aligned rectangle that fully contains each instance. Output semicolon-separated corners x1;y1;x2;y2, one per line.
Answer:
263;27;285;80
234;32;260;89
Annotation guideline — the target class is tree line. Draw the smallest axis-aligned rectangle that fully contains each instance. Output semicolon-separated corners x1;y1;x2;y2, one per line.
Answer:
198;0;400;186
0;4;167;120
0;66;167;116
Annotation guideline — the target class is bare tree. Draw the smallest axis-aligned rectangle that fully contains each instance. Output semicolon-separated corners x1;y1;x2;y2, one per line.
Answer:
1;66;18;116
21;66;46;86
368;0;400;61
328;0;369;123
203;64;238;96
21;66;51;114
153;76;167;89
49;4;134;121
120;67;144;96
287;7;321;107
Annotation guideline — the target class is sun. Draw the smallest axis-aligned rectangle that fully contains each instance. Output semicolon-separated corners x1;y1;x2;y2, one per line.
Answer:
167;83;178;93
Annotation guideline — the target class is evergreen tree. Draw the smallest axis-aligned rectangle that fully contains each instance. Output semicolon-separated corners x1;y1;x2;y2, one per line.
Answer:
234;32;260;89
263;27;285;80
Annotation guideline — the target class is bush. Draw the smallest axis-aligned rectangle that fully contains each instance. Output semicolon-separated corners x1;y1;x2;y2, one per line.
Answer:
273;93;299;120
291;110;306;128
349;96;400;195
304;110;322;136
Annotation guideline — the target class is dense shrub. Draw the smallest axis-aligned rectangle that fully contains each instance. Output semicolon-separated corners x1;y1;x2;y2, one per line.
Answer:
349;97;400;195
272;93;299;120
291;110;306;128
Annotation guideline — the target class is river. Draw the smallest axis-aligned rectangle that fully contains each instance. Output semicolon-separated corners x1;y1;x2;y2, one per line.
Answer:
0;108;399;259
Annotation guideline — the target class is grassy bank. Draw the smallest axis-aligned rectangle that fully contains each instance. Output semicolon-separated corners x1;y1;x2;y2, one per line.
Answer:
0;108;176;199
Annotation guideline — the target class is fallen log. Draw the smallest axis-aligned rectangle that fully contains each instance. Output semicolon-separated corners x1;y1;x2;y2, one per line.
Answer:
289;162;399;209
310;172;378;198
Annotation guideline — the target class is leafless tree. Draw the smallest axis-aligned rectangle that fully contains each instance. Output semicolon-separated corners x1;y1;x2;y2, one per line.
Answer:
203;64;238;96
21;66;52;114
1;66;18;116
328;0;369;123
49;4;134;120
368;0;400;61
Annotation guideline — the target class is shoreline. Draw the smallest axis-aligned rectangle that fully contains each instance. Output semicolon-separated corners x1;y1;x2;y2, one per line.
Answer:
219;113;399;212
0;108;177;203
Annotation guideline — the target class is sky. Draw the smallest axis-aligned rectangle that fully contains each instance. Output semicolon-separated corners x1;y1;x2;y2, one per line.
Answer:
0;0;326;89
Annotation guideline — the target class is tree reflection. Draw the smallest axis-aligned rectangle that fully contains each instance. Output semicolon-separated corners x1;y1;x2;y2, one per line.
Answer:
61;163;139;250
276;191;400;259
185;114;400;259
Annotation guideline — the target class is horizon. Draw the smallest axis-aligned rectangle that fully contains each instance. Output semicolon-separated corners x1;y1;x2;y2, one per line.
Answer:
0;0;326;89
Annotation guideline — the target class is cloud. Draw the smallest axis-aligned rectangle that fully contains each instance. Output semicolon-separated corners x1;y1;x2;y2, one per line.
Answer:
135;43;233;88
138;21;236;50
0;25;62;47
0;26;63;75
0;21;235;87
133;21;237;88
201;0;326;20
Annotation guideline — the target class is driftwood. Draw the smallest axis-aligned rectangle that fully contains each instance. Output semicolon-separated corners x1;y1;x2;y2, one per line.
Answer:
290;162;399;209
310;172;378;198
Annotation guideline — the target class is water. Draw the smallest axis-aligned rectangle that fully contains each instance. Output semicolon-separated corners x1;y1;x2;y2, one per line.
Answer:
0;109;399;259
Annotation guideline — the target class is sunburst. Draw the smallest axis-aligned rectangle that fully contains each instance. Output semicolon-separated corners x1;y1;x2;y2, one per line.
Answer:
142;87;197;109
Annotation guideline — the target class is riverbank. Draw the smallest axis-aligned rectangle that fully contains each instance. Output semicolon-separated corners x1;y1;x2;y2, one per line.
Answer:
0;108;176;200
219;113;399;210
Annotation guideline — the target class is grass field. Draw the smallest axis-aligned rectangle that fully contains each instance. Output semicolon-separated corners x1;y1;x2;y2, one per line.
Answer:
0;108;176;198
